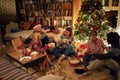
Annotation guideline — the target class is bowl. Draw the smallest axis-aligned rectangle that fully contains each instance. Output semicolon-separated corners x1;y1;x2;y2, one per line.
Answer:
19;56;32;62
69;59;80;67
30;51;38;56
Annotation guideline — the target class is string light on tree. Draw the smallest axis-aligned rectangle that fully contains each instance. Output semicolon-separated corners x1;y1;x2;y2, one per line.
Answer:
74;0;111;40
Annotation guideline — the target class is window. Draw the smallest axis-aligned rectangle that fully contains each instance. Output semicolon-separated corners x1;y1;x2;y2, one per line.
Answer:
112;0;119;6
104;0;109;6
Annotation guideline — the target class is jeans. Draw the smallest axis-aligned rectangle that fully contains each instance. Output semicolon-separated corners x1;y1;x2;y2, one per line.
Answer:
83;54;93;67
52;45;75;58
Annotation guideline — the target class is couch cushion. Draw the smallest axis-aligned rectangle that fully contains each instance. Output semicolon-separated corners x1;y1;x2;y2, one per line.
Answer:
11;28;23;33
6;21;19;33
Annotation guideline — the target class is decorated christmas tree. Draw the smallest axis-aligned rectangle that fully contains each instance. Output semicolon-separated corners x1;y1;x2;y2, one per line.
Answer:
74;0;111;40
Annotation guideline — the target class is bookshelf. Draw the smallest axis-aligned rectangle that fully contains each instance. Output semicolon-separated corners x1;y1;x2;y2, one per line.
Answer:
20;0;73;28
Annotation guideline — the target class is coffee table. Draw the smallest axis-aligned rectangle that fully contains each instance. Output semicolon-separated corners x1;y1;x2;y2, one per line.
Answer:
6;50;46;74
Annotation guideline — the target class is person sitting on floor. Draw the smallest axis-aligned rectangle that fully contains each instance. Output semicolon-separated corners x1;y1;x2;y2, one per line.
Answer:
49;27;76;64
75;32;120;80
82;30;109;71
24;22;49;47
29;31;52;68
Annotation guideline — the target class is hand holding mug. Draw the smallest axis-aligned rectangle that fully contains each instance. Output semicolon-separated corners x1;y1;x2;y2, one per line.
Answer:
63;39;68;44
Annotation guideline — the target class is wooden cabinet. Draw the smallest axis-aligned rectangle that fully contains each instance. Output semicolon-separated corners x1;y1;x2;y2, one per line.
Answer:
19;0;73;28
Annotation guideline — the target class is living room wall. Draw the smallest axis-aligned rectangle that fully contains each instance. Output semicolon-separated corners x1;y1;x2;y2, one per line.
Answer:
0;0;17;25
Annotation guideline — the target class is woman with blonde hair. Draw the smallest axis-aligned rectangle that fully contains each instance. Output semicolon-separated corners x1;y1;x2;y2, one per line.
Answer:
24;22;49;47
30;31;42;51
30;31;52;68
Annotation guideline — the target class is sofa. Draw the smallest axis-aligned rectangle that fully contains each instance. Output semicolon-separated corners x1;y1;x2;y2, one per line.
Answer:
0;56;36;80
0;55;65;80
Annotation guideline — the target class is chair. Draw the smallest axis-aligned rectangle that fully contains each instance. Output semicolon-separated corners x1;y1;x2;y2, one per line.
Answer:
11;36;24;50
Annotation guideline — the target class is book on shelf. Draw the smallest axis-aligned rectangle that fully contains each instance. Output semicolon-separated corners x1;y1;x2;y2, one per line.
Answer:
65;0;72;2
68;10;72;16
38;10;44;16
55;10;62;16
32;4;37;10
45;11;55;17
26;11;33;16
65;10;69;16
63;3;71;10
57;20;62;27
44;3;51;10
51;0;56;3
68;20;72;26
33;4;41;10
57;0;65;2
55;3;62;10
25;4;33;11
40;0;44;3
34;11;39;17
52;4;56;10
62;10;72;16
62;20;72;26
56;17;62;27
46;4;49;10
46;4;54;10
29;17;35;23
61;10;65;16
46;0;51;3
46;18;51;26
24;0;33;4
39;4;44;10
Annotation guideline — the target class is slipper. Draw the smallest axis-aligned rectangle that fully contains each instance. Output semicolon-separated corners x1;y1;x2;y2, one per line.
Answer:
75;69;85;74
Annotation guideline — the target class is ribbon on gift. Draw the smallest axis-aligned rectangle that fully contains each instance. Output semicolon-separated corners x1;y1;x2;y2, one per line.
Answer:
80;44;87;49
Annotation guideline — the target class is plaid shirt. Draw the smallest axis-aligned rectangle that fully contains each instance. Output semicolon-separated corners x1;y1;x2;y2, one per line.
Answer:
86;39;107;54
30;40;42;52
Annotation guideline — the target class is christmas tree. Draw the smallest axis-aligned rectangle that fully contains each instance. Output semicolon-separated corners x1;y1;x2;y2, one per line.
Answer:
74;0;111;40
